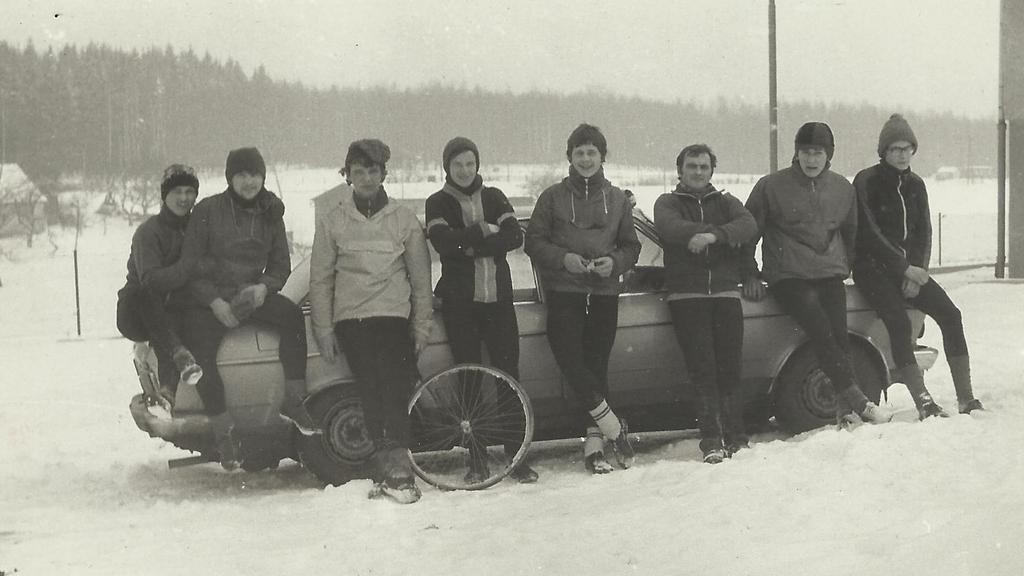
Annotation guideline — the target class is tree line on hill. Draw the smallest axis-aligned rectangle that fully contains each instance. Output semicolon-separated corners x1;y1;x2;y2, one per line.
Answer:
0;39;996;201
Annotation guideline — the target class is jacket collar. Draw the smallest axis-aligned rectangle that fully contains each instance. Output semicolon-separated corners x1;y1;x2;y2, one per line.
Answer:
565;166;609;198
671;182;721;200
156;204;189;230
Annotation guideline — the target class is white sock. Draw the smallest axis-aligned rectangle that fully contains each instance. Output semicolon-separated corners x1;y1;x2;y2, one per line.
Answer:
588;400;622;440
583;427;605;457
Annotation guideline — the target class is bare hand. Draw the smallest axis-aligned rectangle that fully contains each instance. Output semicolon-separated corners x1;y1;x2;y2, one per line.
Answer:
316;333;338;364
902;278;921;299
687;233;716;254
563;252;590;274
487;223;500;234
246;283;268;308
742;277;765;301
211;298;240;328
905;265;929;286
589;256;614;278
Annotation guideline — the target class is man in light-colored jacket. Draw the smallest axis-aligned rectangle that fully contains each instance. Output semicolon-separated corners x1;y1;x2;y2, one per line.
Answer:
309;139;432;504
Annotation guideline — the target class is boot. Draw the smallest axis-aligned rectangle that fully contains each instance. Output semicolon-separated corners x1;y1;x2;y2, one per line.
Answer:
839;386;893;424
948;355;984;414
700;437;726;464
721;394;749;456
171;346;203;387
278;379;320;435
583;427;613;475
209;412;240;471
894;365;949;420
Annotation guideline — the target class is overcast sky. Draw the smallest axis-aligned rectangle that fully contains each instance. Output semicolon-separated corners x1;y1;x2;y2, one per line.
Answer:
2;0;1001;118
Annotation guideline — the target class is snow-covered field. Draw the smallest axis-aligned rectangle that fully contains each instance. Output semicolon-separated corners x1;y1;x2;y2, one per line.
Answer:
1;172;1021;575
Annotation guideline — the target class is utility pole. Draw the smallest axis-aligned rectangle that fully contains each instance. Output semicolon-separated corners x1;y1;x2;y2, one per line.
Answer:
768;0;779;173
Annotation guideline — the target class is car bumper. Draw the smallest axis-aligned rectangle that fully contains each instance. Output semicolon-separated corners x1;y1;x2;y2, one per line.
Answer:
915;345;939;371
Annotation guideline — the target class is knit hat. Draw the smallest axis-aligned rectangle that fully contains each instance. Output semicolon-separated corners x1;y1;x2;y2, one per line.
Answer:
224;147;266;184
442;137;480;174
566;123;608;160
343;139;391;173
794;122;835;160
160;164;199;200
877;113;918;157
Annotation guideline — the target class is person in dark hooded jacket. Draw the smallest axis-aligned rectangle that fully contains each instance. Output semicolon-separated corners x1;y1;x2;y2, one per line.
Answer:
853;114;983;417
654;144;757;463
742;122;893;427
117;164;204;397
181;147;311;469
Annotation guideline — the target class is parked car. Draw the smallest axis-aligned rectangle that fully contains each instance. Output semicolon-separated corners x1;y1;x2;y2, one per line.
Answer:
130;209;937;485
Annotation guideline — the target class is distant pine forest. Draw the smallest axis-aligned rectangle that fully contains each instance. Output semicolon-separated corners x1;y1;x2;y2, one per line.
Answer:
0;40;995;192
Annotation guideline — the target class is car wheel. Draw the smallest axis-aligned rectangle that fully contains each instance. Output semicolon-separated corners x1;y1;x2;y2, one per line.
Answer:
772;342;886;434
297;384;375;486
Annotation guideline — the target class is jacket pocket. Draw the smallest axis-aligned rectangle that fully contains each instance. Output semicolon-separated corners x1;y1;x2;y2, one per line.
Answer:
338;239;400;277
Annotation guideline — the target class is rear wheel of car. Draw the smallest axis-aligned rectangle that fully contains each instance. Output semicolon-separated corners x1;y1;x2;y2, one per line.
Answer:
408;364;535;491
772;342;886;434
297;384;375;486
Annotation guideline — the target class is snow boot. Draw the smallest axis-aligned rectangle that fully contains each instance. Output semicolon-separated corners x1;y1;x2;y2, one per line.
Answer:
894;365;950;420
583;427;613;475
278;379;320;436
171;346;203;387
210;412;240;471
949;355;984;414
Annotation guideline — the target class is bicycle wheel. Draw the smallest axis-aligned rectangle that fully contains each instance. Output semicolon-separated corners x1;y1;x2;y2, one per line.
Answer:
407;364;534;491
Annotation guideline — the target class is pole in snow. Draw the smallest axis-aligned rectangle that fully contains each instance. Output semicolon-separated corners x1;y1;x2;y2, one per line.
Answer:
769;0;779;173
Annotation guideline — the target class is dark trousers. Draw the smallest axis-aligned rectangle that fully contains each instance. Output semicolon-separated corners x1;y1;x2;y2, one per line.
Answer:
545;291;619;411
442;299;524;453
668;297;744;446
335;317;415;449
183;293;307;415
853;262;968;367
116;286;184;393
770;277;858;392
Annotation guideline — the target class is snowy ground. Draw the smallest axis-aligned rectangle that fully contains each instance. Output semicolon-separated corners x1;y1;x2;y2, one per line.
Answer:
1;174;1022;575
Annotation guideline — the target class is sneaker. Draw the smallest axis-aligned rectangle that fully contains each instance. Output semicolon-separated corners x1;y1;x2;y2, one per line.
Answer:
608;419;635;469
172;347;203;387
584;451;614;475
916;397;950;420
702;448;727;464
958;398;985;414
858;402;894;424
507;462;539;484
278;394;320;436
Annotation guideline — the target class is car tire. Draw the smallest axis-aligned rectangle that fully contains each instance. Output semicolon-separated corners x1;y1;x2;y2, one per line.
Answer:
772;342;886;434
297;384;375;486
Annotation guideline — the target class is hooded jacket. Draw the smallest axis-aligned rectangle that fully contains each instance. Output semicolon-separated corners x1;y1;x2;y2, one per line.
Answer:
185;187;290;306
852;161;931;280
425;177;522;303
654;184;757;295
524;168;641;295
741;161;857;284
308;187;433;346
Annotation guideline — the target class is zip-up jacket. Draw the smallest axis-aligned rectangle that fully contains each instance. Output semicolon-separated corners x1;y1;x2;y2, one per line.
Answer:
185;188;290;306
425;179;522;303
524;168;641;295
654;184;757;295
308;186;433;346
852;161;931;280
741;162;857;284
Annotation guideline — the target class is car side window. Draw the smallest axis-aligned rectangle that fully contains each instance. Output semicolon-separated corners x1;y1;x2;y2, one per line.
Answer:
622;227;665;293
509;245;538;302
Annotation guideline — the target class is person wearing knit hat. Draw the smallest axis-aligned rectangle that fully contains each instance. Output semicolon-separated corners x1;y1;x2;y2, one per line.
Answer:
742;122;895;427
310;138;432;503
525;123;641;474
117;163;203;411
853;114;983;418
425;136;538;484
181;147;314;469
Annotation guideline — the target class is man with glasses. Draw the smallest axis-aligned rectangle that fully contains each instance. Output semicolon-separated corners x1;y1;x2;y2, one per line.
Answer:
852;114;984;418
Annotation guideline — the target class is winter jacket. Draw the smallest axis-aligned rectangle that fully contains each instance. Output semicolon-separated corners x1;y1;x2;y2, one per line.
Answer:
852;161;931;280
741;162;857;284
425;178;522;303
524;168;641;295
118;205;194;301
185;188;290;306
654;184;757;295
308;186;433;346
